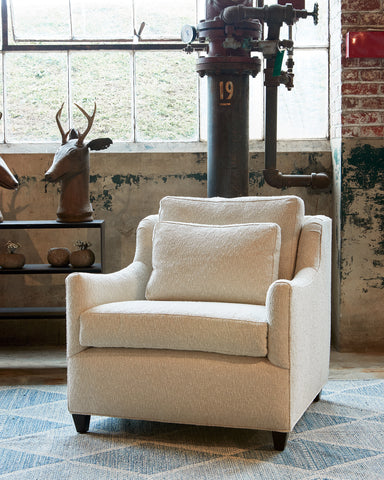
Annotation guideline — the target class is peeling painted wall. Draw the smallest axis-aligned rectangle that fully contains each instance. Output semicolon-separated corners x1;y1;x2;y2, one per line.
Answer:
339;139;384;351
329;0;384;351
0;150;332;332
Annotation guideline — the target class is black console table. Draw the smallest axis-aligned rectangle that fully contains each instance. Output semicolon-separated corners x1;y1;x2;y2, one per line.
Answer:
0;220;105;318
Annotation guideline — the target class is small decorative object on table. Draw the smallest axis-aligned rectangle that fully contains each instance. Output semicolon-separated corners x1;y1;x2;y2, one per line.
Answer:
70;240;95;268
0;241;25;269
47;247;70;267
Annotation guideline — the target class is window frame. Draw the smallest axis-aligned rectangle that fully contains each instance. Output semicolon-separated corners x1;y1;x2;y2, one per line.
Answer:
2;0;189;50
0;0;329;147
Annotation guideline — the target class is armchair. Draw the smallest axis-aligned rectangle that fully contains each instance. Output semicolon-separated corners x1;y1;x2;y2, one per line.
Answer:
66;195;332;451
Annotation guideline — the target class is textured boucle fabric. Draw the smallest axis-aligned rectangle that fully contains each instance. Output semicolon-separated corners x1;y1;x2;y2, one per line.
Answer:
68;348;290;431
66;261;151;358
266;215;332;426
267;216;331;370
80;300;268;357
66;196;332;437
159;195;304;280
133;214;158;268
145;221;281;305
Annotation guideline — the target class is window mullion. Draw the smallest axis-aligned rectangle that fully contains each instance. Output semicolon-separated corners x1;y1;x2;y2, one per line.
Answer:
131;0;136;141
132;51;137;143
68;0;74;41
2;52;6;143
67;51;72;132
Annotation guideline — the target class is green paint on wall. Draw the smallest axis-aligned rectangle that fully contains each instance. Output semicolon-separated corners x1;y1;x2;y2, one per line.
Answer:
90;190;113;211
185;173;207;182
341;143;384;256
159;173;207;183
89;174;102;183
348;144;384;190
249;172;265;188
88;172;207;211
111;174;142;187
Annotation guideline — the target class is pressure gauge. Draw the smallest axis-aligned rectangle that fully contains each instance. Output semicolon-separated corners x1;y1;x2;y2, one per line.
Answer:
181;25;197;44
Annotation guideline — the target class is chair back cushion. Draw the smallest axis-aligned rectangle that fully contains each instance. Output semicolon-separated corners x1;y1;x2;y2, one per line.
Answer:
145;221;281;305
159;195;304;280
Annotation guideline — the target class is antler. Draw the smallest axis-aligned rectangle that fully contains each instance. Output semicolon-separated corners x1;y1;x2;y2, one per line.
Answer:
56;103;70;145
75;102;97;146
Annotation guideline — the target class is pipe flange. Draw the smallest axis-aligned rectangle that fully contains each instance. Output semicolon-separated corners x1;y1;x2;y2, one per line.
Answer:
196;56;261;77
197;18;262;41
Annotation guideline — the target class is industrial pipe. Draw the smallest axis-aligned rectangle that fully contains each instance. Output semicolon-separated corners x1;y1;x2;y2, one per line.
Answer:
182;0;329;196
195;0;262;198
263;169;331;189
260;6;330;190
207;74;251;197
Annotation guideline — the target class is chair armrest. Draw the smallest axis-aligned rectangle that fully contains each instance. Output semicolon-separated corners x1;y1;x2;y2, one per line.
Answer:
266;214;332;429
267;267;328;368
267;215;332;370
267;262;332;429
66;260;151;357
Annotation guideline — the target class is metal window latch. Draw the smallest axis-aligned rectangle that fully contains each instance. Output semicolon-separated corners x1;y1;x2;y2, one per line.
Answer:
134;22;145;41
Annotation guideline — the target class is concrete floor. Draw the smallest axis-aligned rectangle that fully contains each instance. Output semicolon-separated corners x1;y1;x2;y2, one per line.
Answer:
0;347;383;385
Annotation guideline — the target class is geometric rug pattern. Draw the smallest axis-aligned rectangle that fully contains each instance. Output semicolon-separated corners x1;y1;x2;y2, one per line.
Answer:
0;380;383;479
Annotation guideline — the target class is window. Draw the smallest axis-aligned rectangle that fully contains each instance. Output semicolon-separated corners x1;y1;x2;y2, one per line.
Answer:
0;0;328;144
262;0;329;139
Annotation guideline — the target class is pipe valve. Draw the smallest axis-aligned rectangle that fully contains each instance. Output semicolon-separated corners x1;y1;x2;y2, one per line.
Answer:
295;3;319;25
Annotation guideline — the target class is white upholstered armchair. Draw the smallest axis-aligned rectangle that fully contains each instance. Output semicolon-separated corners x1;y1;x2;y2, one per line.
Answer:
66;195;332;451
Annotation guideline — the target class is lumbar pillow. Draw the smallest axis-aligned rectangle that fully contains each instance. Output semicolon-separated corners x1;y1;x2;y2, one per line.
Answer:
158;195;304;280
145;221;281;305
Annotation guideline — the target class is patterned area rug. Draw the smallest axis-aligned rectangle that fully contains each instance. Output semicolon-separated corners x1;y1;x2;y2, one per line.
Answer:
0;380;383;479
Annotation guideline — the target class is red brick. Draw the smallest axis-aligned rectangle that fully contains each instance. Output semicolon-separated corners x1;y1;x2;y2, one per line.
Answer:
361;97;384;109
360;125;384;136
342;113;359;124
360;112;381;123
341;0;380;10
341;12;360;25
359;58;383;68
342;83;379;95
342;69;360;81
342;96;360;109
359;13;384;25
360;69;384;82
342;56;360;68
341;126;360;136
342;112;381;125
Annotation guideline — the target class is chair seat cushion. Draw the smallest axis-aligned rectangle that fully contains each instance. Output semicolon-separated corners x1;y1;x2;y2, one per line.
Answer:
80;300;268;357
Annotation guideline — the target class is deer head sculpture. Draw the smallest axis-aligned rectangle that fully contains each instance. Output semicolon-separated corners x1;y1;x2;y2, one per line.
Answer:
45;103;112;222
0;113;19;222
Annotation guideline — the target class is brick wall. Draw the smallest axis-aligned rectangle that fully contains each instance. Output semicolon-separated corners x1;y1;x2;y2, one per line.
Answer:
341;0;384;137
330;0;342;140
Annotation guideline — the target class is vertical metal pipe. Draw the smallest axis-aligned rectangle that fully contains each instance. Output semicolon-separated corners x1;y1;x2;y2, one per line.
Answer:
265;84;278;171
207;74;250;198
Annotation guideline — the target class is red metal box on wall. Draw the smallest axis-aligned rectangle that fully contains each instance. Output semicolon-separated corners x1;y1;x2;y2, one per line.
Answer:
346;31;384;58
278;0;305;9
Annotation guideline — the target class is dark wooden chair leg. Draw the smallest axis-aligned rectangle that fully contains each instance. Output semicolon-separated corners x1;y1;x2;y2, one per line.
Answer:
72;414;91;433
314;390;322;402
272;431;289;451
